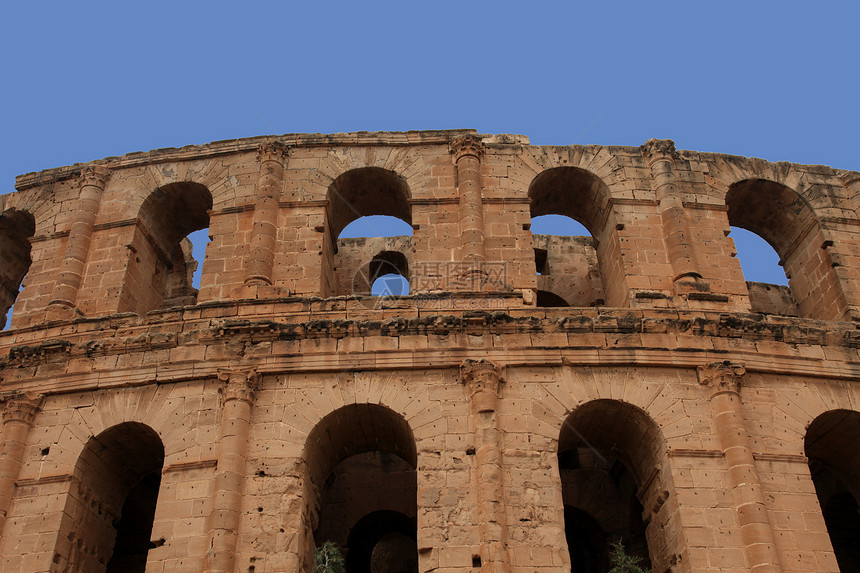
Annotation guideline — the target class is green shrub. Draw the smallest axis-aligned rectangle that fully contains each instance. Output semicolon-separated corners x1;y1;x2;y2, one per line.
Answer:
608;539;650;573
312;541;345;573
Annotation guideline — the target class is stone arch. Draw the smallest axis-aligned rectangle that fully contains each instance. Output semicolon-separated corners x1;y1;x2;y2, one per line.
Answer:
805;409;860;571
327;167;411;241
557;399;669;572
528;167;618;306
351;250;410;297
301;403;418;572
726;178;847;320
322;168;412;297
0;208;35;328
51;422;165;573
120;182;213;314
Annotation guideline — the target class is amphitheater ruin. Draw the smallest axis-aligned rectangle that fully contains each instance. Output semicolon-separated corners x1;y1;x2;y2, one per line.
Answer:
0;129;857;572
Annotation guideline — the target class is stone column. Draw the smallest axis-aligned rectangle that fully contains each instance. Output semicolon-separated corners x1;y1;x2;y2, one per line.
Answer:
698;362;782;573
245;141;289;286
452;134;487;290
206;369;260;573
0;392;43;538
48;165;111;317
641;139;700;284
461;359;511;573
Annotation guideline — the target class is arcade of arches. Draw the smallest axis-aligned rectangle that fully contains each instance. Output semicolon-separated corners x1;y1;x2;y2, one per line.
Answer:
0;131;857;573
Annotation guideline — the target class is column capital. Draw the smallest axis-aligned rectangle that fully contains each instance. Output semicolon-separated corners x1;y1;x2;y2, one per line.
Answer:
77;164;111;189
451;134;485;162
460;359;502;412
0;392;44;425
640;138;677;165
697;361;745;394
217;368;261;404
256;140;291;164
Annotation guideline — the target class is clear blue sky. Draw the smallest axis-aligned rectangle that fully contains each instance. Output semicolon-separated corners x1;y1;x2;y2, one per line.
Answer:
2;2;856;288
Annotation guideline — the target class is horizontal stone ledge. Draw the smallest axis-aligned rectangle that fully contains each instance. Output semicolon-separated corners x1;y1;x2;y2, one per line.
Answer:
163;459;218;473
667;448;724;458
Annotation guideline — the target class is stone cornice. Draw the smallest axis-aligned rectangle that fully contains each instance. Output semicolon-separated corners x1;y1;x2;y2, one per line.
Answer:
1;306;859;398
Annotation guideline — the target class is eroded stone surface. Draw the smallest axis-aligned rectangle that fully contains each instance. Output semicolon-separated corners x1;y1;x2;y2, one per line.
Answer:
0;130;856;572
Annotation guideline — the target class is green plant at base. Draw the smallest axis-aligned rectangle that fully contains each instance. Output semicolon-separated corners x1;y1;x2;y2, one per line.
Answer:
608;539;650;573
313;541;345;573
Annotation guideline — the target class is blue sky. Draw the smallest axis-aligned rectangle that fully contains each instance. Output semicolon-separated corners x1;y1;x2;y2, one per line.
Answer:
2;1;856;289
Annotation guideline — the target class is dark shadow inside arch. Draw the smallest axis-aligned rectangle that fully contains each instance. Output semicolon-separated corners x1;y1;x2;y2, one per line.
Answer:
328;168;411;241
537;289;570;308
805;410;860;572
529;168;613;306
53;422;164;573
726;178;840;319
558;400;660;571
0;208;35;329
564;506;609;573
345;510;417;573
122;182;212;314
305;404;418;572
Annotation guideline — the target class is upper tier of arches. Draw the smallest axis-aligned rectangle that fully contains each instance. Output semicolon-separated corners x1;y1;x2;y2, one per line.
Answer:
4;133;858;328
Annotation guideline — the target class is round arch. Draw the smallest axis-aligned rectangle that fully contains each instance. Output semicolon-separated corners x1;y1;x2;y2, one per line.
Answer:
726;178;846;320
529;167;621;306
302;403;418;571
122;182;213;313
52;422;165;573
327;167;412;240
805;409;860;571
558;399;668;571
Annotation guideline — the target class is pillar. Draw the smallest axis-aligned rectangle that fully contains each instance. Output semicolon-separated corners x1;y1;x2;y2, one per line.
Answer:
48;165;111;317
0;392;43;538
698;361;782;573
206;369;260;573
641;139;701;286
461;359;511;573
452;134;488;290
245;141;289;286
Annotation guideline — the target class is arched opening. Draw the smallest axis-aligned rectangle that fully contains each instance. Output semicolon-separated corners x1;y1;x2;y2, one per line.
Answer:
0;208;34;329
529;168;613;306
351;250;410;298
558;400;665;571
121;182;212;314
52;422;164;573
726;179;839;319
805;410;860;571
303;404;418;572
324;169;412;297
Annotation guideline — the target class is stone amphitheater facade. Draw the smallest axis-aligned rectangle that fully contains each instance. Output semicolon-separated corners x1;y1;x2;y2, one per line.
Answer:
0;130;857;573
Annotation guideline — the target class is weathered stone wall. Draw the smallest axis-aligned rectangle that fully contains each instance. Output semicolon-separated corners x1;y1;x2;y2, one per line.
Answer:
0;130;857;573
